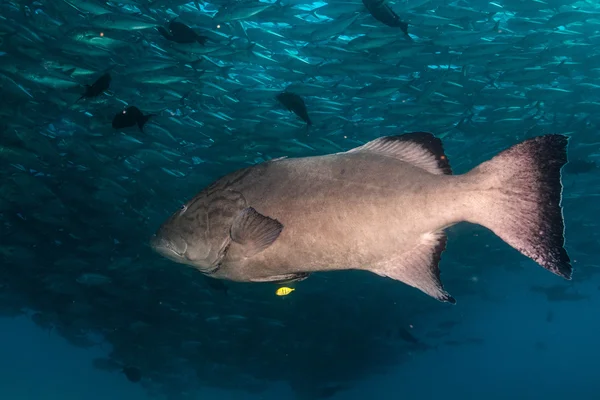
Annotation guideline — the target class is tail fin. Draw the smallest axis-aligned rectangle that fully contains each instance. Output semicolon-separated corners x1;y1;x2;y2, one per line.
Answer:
74;85;91;104
399;20;409;37
137;114;155;132
196;35;209;45
467;134;571;279
156;26;171;40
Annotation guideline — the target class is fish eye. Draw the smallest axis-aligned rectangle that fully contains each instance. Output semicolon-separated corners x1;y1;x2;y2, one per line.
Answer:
179;204;187;213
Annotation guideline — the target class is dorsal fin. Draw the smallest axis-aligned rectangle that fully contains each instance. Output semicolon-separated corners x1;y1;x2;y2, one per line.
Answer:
347;132;452;175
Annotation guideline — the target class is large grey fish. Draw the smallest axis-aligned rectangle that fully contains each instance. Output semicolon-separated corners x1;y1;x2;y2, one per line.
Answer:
151;132;571;304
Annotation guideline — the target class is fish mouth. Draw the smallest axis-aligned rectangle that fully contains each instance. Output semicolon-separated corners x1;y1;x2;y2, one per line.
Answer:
150;234;187;259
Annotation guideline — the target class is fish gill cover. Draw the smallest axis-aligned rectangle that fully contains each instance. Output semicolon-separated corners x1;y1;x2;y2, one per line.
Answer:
0;0;598;398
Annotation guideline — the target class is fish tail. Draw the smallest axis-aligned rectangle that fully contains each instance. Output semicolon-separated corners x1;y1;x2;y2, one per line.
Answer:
491;20;500;33
156;26;171;39
138;114;155;132
196;35;208;45
465;134;571;279
400;20;409;36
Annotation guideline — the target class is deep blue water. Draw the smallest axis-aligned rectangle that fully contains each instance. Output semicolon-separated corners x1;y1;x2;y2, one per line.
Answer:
3;264;600;400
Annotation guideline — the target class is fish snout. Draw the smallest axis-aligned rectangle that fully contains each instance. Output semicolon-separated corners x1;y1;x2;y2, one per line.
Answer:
150;230;188;259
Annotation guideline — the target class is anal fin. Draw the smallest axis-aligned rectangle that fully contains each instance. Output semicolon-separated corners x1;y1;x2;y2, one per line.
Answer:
371;231;455;304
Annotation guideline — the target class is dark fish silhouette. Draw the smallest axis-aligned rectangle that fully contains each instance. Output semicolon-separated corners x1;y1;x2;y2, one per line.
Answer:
122;366;142;383
362;0;409;36
112;106;154;132
531;284;589;302
444;338;484;347
319;384;345;398
438;320;459;329
202;275;229;293
157;19;209;45
564;158;596;175
151;133;571;304
276;91;312;126
397;327;420;343
77;73;111;102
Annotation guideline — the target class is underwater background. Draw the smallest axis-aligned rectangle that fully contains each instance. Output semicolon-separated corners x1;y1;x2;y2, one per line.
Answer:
1;0;599;398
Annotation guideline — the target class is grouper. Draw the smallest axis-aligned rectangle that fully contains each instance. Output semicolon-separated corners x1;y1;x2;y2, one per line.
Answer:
150;132;571;304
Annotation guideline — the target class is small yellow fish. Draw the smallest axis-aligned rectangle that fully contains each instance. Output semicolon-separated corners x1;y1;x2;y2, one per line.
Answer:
275;287;295;296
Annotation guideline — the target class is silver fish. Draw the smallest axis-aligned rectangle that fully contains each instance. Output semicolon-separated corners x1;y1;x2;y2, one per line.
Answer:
151;132;571;304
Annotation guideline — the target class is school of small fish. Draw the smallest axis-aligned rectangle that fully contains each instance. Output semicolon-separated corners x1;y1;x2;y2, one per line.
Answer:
1;0;600;398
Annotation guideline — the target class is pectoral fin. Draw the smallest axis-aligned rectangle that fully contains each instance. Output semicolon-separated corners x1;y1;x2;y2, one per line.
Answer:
229;207;283;258
250;272;310;284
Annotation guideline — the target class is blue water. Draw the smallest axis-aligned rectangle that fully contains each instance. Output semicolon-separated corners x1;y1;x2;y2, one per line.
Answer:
3;265;599;400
